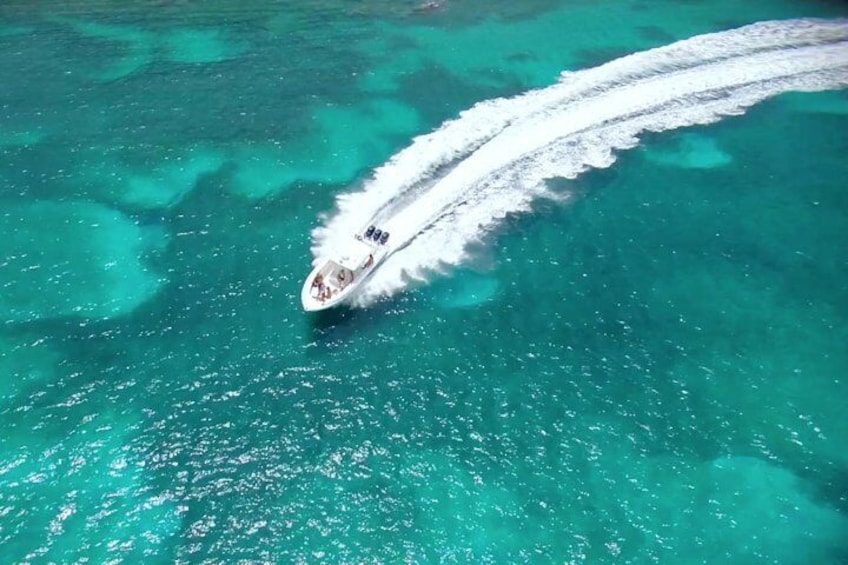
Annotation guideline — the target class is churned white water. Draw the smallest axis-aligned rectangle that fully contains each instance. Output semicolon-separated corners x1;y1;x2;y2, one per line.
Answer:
309;19;848;305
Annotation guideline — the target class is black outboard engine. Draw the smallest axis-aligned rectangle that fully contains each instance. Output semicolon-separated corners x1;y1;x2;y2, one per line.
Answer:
365;225;375;238
372;228;382;242
379;231;390;245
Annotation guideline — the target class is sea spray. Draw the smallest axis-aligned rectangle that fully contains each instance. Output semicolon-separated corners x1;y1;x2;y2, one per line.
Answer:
309;19;848;306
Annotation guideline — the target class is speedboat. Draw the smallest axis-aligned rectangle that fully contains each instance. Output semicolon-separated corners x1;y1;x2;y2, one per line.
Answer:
301;225;391;312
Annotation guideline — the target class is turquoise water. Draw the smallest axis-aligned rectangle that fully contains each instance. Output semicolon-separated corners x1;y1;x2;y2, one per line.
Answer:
1;1;848;563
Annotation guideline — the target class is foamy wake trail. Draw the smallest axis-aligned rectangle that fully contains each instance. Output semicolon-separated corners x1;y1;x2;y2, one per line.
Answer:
310;19;848;307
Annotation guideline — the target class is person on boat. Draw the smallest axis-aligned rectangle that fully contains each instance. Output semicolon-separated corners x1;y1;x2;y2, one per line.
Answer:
365;254;374;268
338;270;354;285
312;274;324;289
319;286;332;302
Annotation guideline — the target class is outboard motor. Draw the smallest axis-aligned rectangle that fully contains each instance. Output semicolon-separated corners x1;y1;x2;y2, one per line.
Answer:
365;225;375;238
372;228;382;242
379;231;390;245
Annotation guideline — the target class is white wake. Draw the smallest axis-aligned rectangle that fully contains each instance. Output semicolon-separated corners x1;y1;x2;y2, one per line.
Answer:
310;19;848;306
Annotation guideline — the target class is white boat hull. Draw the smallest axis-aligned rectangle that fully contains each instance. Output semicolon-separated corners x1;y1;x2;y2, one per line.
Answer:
301;234;388;312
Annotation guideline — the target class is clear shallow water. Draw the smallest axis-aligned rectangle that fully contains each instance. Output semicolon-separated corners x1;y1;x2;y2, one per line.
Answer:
1;1;847;563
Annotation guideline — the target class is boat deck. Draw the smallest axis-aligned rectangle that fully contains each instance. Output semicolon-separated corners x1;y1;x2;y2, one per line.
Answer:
304;261;356;308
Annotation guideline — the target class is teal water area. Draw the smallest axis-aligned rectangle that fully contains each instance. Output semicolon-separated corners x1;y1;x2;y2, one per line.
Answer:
2;1;848;563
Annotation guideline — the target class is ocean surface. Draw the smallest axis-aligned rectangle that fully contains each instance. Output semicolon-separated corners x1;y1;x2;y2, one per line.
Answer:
1;1;848;563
